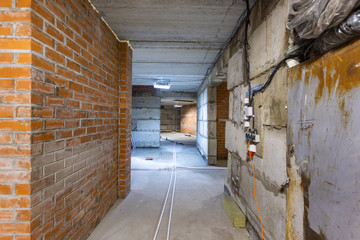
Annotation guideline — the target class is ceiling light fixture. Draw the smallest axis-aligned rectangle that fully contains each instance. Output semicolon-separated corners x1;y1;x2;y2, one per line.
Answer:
153;79;170;90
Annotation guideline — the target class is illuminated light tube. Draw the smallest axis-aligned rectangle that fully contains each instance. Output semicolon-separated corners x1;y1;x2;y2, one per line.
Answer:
154;83;170;89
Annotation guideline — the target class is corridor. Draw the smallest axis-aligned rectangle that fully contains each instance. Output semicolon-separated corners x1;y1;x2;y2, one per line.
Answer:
88;133;249;240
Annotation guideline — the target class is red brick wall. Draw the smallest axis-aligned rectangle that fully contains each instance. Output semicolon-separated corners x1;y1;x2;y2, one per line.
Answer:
180;104;197;135
119;42;132;198
0;1;32;239
0;1;132;239
216;81;229;159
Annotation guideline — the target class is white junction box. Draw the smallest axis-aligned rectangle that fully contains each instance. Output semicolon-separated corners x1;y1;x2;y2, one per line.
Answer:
245;107;253;117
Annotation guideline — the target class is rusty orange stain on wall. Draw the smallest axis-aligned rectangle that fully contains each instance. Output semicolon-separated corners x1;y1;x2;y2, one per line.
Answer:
289;39;360;102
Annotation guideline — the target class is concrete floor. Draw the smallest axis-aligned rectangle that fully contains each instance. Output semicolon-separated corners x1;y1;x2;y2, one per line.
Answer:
88;132;249;240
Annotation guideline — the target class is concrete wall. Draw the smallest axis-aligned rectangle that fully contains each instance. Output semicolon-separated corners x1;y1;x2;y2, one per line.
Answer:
287;39;360;240
160;106;181;132
224;0;290;239
197;87;217;164
132;97;161;147
180;104;197;135
0;1;133;239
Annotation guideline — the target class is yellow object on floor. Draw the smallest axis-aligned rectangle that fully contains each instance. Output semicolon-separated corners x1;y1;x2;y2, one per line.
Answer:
222;196;246;228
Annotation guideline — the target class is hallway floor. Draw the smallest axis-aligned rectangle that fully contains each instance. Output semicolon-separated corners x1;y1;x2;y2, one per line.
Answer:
88;132;249;240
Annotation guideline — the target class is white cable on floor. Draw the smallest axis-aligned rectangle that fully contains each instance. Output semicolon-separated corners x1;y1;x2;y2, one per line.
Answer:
153;142;176;240
132;167;227;171
176;166;227;170
167;143;177;240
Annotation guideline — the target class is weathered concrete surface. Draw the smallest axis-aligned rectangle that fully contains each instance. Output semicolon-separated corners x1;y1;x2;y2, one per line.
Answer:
226;153;286;240
91;0;255;91
88;138;250;240
160;106;181;132
223;0;290;239
227;49;244;90
248;0;289;78
137;120;160;131
132;97;161;108
132;108;161;120
132;96;161;147
197;87;217;164
287;39;360;240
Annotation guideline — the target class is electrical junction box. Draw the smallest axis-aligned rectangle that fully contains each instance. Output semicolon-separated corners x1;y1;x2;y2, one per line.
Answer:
254;135;260;143
249;144;256;153
245;107;253;117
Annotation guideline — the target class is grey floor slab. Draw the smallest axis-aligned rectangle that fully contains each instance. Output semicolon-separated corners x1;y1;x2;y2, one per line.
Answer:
88;132;249;240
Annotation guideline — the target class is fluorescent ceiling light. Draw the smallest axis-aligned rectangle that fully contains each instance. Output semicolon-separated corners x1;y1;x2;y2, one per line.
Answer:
154;83;170;89
154;80;170;89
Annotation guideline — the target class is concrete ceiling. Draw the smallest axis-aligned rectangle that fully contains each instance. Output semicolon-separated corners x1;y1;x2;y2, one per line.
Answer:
91;0;250;92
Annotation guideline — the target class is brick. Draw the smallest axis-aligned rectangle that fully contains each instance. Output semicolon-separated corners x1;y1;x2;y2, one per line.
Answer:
16;0;31;8
15;210;30;221
15;133;30;144
0;196;30;208
16;79;31;90
16;53;31;64
32;132;54;143
44;140;64;153
15;184;30;195
56;109;73;118
14;158;30;170
45;120;63;129
30;120;42;130
1;93;30;103
67;60;80;73
44;160;64;176
32;56;55;72
32;1;54;24
46;48;65;65
0;39;31;50
0;11;31;22
57;88;72;98
0;106;13;118
56;43;72;58
0;184;12;194
0;53;13;63
45;96;64;106
46;25;64;42
0;210;13;221
15;24;31;36
16;106;31;117
66;39;80;53
69;82;83;92
0;120;31;131
0;0;12;7
0;79;14;90
32;107;54;118
0;223;30;234
0;67;30;78
0;133;12;144
0;146;30;156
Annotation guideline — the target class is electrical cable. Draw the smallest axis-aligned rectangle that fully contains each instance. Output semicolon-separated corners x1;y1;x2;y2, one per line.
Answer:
244;0;252;103
248;140;264;240
132;167;227;171
152;142;176;240
250;57;290;105
167;143;177;240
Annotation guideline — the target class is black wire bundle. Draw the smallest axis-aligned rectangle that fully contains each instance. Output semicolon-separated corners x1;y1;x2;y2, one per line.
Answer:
244;0;251;100
250;57;289;99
